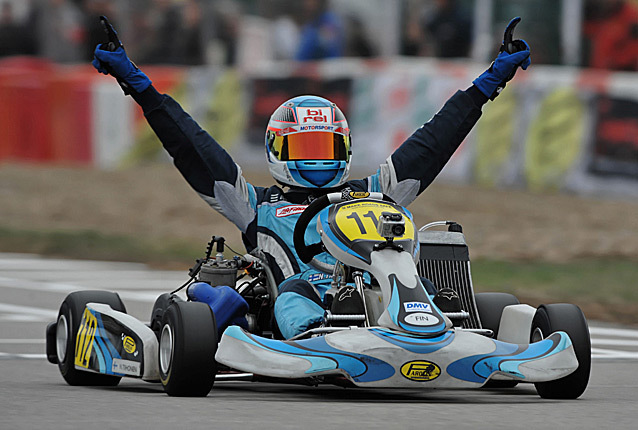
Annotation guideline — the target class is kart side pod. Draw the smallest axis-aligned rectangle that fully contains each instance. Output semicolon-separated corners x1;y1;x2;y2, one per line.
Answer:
47;303;160;381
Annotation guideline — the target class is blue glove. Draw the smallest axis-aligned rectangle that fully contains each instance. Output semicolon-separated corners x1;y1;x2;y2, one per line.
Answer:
473;18;531;100
92;45;151;93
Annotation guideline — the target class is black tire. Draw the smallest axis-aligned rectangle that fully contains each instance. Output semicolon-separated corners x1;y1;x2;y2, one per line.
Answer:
158;301;218;397
475;292;520;337
531;304;591;399
149;293;183;339
56;290;126;386
475;292;520;389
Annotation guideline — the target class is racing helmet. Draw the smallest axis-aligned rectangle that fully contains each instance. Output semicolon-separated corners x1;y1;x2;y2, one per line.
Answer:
265;95;351;188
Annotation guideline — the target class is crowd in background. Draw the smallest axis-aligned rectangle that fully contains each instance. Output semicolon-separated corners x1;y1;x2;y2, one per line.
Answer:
0;0;636;71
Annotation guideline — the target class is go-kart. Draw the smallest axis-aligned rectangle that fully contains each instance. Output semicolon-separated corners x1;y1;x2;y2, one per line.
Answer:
45;192;591;399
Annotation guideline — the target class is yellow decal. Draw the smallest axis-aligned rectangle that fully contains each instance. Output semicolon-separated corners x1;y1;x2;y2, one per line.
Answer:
475;88;515;187
334;201;414;242
400;360;441;382
525;88;584;192
122;336;137;354
75;308;97;368
349;191;370;199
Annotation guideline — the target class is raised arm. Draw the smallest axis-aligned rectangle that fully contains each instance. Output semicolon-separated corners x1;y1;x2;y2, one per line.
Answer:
367;18;531;206
92;31;258;234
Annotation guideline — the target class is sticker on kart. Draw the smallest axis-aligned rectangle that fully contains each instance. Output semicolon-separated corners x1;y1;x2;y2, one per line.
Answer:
400;360;441;382
75;307;97;368
332;200;415;243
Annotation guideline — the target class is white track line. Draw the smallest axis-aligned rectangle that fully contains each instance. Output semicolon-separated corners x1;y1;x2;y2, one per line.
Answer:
0;352;47;360
589;327;638;338
0;303;57;319
591;348;638;360
0;276;166;303
591;338;638;347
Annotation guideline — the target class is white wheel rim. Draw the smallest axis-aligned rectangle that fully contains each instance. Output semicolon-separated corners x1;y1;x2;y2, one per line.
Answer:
531;327;544;343
56;314;68;362
159;324;173;374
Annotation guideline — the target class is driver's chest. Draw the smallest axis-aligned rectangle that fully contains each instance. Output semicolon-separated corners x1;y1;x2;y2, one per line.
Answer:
256;203;321;245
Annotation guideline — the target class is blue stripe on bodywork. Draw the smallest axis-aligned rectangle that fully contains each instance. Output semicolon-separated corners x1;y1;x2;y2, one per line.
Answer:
388;284;401;326
224;326;394;383
93;312;112;373
370;328;454;354
87;309;105;372
94;312;121;374
446;333;570;383
96;313;121;359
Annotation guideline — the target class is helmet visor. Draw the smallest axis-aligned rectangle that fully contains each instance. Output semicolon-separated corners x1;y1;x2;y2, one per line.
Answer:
273;132;350;161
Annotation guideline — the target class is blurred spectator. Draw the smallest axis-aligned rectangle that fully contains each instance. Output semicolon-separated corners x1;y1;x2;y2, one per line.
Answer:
344;14;375;57
33;0;85;63
423;0;472;58
0;1;36;57
270;15;300;60
295;0;345;61
402;6;424;56
583;0;638;71
123;0;205;66
169;0;205;65
401;0;471;58
212;0;241;66
137;0;182;64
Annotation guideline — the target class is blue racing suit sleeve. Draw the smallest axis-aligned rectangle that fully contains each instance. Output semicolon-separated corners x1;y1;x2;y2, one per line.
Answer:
365;86;486;206
132;86;258;233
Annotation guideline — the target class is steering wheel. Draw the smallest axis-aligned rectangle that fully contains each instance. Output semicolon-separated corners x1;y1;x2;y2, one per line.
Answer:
293;191;395;270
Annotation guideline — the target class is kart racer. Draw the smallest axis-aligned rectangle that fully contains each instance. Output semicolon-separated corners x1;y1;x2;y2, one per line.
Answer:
92;19;531;339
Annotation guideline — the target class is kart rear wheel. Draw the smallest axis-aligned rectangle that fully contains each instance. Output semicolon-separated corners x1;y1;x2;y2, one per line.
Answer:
159;301;218;397
56;290;126;386
531;304;591;399
475;292;520;389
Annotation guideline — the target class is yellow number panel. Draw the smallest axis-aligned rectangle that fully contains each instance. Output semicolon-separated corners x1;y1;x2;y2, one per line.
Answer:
333;200;415;243
75;307;97;368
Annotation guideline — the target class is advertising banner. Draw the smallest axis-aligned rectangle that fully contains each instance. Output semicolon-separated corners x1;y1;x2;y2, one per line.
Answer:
2;57;637;198
589;95;638;179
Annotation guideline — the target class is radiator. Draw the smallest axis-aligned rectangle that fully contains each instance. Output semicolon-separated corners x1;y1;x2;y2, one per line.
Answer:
416;228;482;329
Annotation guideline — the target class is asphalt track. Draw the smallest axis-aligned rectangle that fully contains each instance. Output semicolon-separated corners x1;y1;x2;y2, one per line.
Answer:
1;254;638;429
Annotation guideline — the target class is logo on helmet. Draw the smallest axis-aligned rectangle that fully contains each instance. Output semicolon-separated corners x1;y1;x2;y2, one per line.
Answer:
297;107;331;124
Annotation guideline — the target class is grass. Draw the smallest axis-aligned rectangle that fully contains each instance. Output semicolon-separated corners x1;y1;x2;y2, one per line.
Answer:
0;227;203;267
471;259;638;303
2;226;637;323
471;259;638;323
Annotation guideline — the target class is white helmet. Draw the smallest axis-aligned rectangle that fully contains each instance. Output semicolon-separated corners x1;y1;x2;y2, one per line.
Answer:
265;95;352;188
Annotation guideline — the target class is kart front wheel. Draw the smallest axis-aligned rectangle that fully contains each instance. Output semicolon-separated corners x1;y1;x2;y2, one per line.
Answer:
159;301;218;397
531;304;591;399
55;290;126;386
